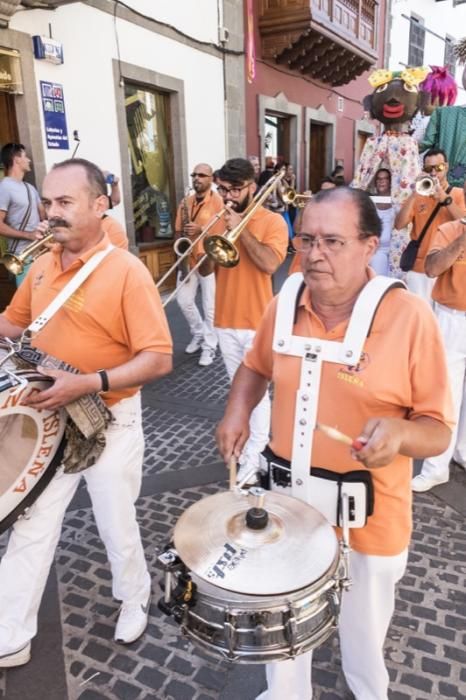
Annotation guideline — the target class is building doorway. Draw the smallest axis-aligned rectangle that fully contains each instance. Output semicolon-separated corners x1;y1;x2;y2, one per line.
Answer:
264;111;291;167
0;92;20;310
308;121;331;192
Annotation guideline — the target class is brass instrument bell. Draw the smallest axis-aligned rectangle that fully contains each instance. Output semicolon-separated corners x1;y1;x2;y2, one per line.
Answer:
1;232;55;275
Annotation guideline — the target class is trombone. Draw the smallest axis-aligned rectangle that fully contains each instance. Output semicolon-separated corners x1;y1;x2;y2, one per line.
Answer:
1;231;55;275
162;167;286;306
282;187;312;208
156;207;229;291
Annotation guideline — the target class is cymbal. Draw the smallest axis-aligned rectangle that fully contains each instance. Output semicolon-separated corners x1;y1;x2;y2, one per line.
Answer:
174;489;338;595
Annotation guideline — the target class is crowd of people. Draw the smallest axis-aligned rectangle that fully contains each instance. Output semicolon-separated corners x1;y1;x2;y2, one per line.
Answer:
0;141;464;700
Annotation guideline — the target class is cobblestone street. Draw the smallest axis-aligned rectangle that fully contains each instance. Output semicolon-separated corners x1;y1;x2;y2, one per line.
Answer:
1;265;465;700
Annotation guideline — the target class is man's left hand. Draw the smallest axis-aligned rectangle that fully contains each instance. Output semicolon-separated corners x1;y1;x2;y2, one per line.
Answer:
351;417;405;468
22;367;98;410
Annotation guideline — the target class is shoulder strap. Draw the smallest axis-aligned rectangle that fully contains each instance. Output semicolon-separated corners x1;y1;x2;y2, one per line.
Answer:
273;273;406;362
28;244;115;334
10;183;33;255
416;188;451;248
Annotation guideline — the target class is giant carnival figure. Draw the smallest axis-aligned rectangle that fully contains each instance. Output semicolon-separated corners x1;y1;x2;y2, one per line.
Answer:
411;66;458;158
352;66;428;276
420;39;466;187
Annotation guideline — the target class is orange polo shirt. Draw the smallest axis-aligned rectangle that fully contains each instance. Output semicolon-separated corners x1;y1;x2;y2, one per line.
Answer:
244;281;453;556
214;206;288;330
429;219;466;310
4;234;173;406
175;189;224;267
408;188;465;273
101;215;129;249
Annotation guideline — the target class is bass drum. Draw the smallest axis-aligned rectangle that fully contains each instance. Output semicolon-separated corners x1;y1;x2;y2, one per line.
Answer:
0;366;66;534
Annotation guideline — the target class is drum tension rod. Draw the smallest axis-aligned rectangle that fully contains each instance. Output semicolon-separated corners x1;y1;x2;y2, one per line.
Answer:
157;547;196;622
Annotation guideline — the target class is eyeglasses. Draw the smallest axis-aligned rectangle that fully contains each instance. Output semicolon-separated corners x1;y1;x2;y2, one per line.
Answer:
293;234;364;253
424;163;446;174
191;172;210;178
217;183;251;197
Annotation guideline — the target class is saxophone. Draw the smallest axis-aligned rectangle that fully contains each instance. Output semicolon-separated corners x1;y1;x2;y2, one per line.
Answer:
178;188;191;280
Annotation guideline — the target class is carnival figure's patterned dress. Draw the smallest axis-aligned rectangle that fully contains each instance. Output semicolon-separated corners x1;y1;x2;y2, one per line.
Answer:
353;132;421;278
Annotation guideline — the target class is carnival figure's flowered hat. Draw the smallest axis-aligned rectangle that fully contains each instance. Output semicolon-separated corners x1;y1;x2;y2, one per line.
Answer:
368;67;429;90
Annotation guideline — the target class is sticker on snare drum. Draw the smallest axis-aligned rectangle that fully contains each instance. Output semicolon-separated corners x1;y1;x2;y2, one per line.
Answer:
205;543;247;580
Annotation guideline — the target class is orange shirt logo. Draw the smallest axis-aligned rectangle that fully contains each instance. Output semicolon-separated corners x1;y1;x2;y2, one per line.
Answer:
64;288;85;312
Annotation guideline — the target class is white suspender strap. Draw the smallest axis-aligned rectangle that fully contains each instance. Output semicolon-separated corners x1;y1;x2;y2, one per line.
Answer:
272;274;406;503
28;244;115;334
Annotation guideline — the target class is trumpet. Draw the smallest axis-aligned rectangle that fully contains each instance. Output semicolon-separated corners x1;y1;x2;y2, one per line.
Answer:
203;167;287;268
415;175;437;197
1;231;55;275
282;187;312;208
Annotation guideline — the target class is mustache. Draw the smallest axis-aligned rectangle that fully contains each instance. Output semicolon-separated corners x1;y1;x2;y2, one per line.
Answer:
48;218;70;229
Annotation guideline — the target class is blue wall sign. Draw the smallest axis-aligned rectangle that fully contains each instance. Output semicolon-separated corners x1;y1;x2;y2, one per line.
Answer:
40;81;69;150
33;36;64;65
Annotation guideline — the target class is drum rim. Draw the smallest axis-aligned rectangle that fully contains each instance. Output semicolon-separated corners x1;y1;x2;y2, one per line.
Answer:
0;374;66;535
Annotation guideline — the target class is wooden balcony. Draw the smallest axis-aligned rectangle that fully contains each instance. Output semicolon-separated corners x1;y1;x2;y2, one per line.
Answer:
259;0;379;86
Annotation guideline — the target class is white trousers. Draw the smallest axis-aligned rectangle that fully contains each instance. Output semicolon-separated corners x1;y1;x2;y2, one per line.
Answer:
217;328;271;468
421;303;466;481
0;394;151;654
405;270;435;307
176;269;217;350
257;548;408;700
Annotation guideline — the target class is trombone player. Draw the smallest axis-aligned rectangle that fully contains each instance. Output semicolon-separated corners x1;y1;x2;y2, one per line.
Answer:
200;157;288;483
395;148;465;304
174;164;223;366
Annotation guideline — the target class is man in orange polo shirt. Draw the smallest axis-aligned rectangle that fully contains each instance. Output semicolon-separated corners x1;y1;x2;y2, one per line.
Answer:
174;164;223;366
202;157;288;483
217;187;452;699
395;148;465;304
0;158;173;668
413;191;466;491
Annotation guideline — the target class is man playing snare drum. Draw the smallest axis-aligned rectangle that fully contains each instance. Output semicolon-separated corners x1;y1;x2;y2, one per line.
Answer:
217;187;453;699
0;159;172;667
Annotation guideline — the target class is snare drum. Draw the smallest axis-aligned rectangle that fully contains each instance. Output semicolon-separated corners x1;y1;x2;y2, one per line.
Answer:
0;361;66;534
158;489;346;663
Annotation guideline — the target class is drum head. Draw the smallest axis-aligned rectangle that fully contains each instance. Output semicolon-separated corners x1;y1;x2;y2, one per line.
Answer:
174;490;338;595
0;371;66;534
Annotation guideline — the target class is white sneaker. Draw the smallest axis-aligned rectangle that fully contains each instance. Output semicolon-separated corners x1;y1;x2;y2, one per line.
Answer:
114;597;150;644
185;337;203;354
236;463;259;486
199;348;216;367
0;642;31;668
412;474;448;492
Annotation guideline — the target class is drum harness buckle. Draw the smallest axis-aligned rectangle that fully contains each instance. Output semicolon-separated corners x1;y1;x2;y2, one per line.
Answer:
0;337;28;396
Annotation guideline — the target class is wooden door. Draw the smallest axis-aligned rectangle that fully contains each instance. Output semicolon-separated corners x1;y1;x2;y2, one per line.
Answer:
0;92;19;310
309;122;327;193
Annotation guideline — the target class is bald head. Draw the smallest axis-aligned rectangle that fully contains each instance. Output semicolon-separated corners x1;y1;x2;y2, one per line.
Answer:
191;163;214;195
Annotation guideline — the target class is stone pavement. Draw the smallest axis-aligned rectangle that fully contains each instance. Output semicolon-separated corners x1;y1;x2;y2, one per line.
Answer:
1;261;466;700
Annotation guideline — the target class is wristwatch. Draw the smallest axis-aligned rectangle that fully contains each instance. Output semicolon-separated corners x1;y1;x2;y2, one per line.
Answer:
441;196;453;207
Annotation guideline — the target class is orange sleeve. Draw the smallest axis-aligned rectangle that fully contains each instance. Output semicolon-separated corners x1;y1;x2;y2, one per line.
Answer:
259;213;288;264
2;266;34;328
120;263;173;356
428;221;459;254
243;296;278;380
406;299;454;428
101;216;128;250
453;187;466;213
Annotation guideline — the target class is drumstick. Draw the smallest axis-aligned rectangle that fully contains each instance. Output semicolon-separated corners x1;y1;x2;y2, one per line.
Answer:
316;422;366;451
229;455;237;490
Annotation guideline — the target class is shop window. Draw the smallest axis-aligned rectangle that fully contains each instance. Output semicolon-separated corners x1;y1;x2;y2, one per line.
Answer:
125;84;175;243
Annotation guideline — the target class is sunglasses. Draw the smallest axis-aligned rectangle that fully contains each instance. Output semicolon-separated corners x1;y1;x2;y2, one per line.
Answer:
424;164;446;174
191;173;210;178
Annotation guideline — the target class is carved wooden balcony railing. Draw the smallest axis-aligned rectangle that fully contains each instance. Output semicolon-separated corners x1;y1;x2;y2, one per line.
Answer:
259;0;379;86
